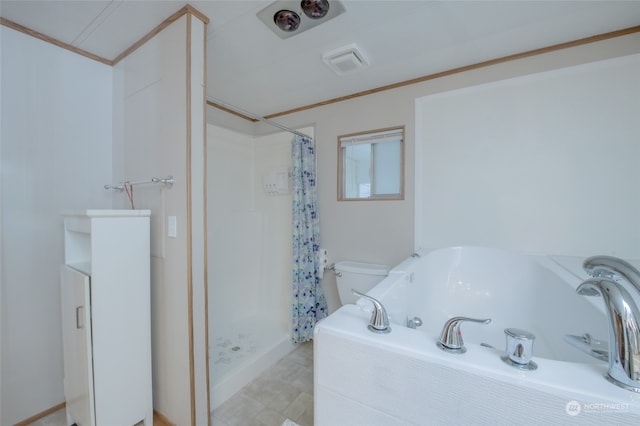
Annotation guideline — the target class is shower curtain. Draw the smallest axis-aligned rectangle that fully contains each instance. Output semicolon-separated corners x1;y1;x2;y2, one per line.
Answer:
291;134;328;343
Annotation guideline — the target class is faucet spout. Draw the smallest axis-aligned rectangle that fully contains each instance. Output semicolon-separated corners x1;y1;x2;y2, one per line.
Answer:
577;277;640;392
583;255;640;294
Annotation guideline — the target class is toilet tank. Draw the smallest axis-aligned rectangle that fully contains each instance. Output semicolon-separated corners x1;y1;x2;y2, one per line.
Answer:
335;261;389;305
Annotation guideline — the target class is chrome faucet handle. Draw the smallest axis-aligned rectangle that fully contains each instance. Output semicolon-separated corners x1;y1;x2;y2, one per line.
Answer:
437;316;491;354
352;289;391;334
502;328;538;370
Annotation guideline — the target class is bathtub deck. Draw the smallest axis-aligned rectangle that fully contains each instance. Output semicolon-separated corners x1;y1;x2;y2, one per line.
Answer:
315;304;640;426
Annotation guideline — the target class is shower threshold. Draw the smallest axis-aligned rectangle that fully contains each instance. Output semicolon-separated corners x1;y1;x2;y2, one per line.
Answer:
210;316;295;410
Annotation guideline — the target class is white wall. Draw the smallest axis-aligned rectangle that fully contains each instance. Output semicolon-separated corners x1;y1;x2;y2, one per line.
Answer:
252;129;301;329
415;54;640;258
0;26;113;425
112;14;207;425
188;18;208;425
206;124;295;332
0;26;3;425
208;32;640;313
0;22;4;426
1;10;207;425
207;125;257;326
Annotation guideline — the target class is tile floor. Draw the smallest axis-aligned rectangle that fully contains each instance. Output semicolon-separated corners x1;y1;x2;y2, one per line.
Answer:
32;341;314;426
212;341;314;426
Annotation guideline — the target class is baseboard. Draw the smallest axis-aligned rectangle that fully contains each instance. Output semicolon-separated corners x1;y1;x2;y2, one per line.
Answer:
153;409;176;426
15;403;173;426
14;402;66;426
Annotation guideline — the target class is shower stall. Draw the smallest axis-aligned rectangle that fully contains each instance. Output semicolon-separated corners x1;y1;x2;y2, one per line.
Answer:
207;123;302;410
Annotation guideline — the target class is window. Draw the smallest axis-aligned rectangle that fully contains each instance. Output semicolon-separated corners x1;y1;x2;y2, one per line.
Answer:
338;126;404;200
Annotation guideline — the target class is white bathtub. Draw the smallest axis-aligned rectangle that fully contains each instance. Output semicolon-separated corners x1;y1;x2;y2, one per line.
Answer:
314;247;640;425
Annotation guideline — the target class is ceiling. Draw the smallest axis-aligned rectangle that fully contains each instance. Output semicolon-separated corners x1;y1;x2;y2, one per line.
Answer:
2;1;640;118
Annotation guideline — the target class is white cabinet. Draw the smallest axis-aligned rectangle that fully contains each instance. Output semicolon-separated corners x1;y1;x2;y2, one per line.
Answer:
60;210;152;426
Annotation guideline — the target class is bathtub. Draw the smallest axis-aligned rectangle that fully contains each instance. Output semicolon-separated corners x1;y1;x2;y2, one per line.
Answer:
314;247;640;425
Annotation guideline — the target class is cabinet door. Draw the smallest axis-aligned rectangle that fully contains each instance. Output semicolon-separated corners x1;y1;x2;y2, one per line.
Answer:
60;265;95;426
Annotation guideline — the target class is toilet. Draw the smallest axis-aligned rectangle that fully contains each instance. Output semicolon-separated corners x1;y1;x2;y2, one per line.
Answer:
334;261;389;305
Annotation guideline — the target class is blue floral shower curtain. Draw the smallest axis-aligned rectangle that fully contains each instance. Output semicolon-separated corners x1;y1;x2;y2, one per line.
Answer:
291;134;328;343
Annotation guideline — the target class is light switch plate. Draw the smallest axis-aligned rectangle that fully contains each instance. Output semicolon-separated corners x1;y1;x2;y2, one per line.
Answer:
168;216;177;238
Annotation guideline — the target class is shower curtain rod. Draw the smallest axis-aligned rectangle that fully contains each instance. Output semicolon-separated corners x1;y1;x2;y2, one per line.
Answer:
207;96;312;139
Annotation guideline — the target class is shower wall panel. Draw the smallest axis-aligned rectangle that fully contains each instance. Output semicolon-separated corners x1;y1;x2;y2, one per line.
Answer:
206;124;300;409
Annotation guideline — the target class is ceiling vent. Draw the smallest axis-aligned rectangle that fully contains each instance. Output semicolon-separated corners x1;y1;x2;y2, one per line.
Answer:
323;44;368;75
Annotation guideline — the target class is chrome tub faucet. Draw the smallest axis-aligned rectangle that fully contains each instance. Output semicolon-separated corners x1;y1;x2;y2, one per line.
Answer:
583;255;640;293
577;255;640;392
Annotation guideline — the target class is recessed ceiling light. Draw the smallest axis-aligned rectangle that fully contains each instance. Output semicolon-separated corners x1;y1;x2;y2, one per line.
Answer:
301;0;330;19
273;10;301;32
